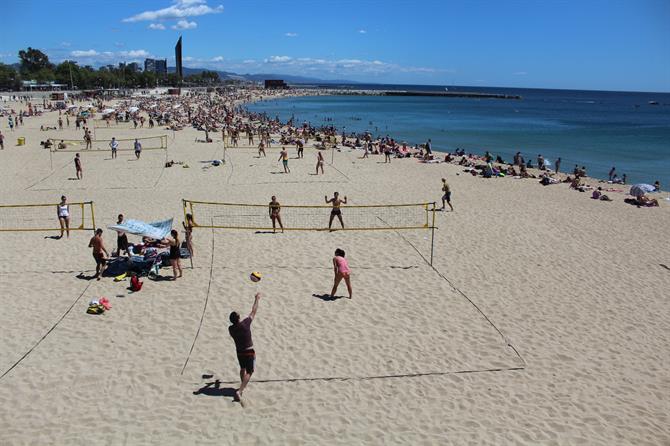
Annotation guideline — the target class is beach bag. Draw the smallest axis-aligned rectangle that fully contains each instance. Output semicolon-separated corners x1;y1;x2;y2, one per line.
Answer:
130;275;143;292
87;303;105;314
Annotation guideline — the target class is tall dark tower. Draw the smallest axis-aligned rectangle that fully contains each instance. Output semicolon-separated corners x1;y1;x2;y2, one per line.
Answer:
175;36;183;80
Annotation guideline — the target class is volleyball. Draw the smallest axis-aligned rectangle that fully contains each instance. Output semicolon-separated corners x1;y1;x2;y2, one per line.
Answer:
249;271;262;282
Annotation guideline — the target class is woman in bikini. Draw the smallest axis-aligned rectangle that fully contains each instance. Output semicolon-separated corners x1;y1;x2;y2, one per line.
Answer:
316;151;324;175
56;195;70;239
183;213;195;257
268;196;284;233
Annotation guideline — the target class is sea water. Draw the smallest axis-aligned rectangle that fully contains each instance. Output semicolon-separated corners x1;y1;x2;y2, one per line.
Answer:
247;86;670;187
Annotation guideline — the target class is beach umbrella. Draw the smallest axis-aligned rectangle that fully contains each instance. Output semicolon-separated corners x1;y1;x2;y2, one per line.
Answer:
128;106;139;113
102;108;116;114
629;184;655;197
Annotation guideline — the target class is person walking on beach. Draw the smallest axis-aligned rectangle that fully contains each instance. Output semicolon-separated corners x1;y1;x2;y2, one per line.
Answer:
258;140;266;157
279;147;290;173
110;137;118;159
555;157;561;174
134;138;142;159
440;178;454;211
89;228;109;280
326;191;347;230
425;139;432;155
608;167;616;181
57;195;70;239
84;129;92;150
74;153;82;180
316;151;324;174
229;292;262;402
330;248;352;299
0;130;4;149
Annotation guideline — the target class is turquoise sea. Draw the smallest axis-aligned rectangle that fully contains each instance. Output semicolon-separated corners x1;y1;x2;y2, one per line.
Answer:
247;86;670;187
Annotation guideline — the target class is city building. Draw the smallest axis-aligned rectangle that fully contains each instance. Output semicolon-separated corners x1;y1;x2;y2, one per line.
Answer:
264;79;288;89
175;36;183;80
144;58;168;76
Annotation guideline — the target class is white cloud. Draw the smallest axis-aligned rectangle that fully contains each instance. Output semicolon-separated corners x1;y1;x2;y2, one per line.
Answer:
172;19;197;29
71;49;99;57
266;55;292;63
242;59;256;64
211;56;224;62
148;23;166;30
123;0;223;22
358;29;367;34
68;49;154;63
285;32;298;37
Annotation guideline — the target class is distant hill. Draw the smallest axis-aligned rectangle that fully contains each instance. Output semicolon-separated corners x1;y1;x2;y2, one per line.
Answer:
169;66;356;85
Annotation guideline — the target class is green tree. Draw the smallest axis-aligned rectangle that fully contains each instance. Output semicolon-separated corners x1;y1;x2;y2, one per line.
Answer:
0;63;21;90
18;47;54;74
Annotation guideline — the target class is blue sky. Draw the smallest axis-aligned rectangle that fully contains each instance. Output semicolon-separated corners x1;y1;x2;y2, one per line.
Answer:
2;0;669;91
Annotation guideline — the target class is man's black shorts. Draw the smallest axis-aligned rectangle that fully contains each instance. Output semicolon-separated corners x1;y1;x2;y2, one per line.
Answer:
237;349;255;374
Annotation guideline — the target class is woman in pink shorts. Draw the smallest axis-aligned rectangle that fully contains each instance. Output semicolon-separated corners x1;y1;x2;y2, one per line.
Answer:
330;248;352;299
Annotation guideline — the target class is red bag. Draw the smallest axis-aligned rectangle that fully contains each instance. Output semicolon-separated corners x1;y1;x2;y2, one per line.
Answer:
130;275;143;292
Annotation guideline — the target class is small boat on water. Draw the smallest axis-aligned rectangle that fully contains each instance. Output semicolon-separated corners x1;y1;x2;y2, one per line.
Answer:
648;101;659;105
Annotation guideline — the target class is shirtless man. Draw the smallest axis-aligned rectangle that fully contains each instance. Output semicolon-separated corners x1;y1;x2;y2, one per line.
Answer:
229;293;262;402
258;141;266;157
88;228;109;280
326;191;347;230
278;147;290;173
268;196;284;233
440;178;453;211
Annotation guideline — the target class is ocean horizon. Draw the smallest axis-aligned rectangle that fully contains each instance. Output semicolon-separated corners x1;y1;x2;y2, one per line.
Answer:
248;85;670;188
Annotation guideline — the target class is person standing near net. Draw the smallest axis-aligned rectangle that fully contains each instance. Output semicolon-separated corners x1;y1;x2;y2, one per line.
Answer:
229;292;262;403
89;228;109;280
316;151;324;175
57;195;70;239
109;137;118;159
258;140;266;157
326;191;347;230
74;153;82;180
183;213;195;258
279;147;290;173
330;248;352;299
134;138;142;159
268;196;284;233
440;178;454;211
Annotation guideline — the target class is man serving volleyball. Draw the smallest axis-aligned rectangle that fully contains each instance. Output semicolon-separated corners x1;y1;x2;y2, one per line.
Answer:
229;291;261;403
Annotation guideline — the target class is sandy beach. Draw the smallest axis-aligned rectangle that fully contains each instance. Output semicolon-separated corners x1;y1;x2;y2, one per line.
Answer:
0;92;669;446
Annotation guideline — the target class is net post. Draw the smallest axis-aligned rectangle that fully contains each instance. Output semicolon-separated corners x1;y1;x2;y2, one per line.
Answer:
90;201;96;233
331;144;335;164
49;148;53;171
430;202;436;266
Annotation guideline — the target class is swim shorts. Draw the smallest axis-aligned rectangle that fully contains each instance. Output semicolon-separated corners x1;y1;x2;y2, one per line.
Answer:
236;349;255;374
442;192;451;202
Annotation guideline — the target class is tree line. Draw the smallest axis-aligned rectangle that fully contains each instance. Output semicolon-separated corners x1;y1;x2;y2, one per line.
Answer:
0;47;223;91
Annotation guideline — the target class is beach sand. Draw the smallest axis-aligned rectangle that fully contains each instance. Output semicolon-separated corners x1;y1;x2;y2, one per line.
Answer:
0;99;669;445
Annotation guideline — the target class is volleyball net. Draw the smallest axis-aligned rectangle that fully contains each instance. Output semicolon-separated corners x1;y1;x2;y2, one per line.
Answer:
50;135;168;153
182;199;436;231
0;201;96;232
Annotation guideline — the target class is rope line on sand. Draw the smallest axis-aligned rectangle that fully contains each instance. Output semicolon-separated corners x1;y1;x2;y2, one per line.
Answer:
378;217;526;369
0;280;92;381
180;224;216;375
25;159;73;191
192;366;525;387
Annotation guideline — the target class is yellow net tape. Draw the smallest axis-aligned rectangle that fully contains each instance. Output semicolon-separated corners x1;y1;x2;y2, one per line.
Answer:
183;199;435;231
50;135;168;152
0;201;96;232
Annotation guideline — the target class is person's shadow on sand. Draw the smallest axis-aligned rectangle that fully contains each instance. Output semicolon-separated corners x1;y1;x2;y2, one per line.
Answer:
193;378;237;398
312;293;343;301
